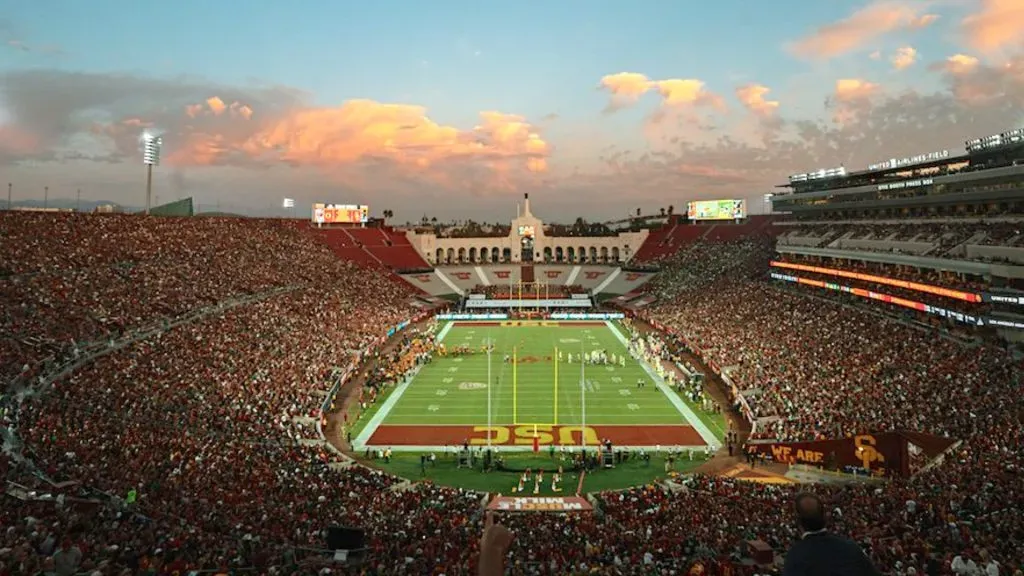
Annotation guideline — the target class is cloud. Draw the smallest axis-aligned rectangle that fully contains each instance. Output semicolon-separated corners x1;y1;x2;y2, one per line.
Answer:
0;70;550;195
962;0;1024;53
598;72;656;111
932;53;981;74
735;84;779;117
834;78;881;101
891;46;919;70
3;52;1024;220
787;1;940;60
931;53;1024;105
598;72;724;113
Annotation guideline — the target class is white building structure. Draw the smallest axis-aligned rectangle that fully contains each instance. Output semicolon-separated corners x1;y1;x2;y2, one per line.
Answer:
408;194;648;265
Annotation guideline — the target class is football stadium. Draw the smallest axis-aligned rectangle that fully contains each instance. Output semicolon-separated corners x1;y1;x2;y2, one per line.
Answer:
4;4;1024;574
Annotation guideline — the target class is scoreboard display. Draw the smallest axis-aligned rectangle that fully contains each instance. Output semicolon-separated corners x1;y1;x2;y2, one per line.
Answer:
312;203;369;224
687;199;746;221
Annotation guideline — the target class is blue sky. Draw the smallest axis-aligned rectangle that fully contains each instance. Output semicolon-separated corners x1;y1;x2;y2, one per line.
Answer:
0;0;1021;219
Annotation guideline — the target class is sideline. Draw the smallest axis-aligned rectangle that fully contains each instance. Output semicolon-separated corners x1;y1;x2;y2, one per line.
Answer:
603;320;721;450
352;321;455;449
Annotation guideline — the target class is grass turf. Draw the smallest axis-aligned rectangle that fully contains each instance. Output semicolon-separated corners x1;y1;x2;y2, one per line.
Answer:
383;322;685;427
367;450;709;494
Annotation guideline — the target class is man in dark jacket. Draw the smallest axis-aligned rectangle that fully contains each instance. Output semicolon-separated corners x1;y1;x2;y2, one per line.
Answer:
782;492;882;576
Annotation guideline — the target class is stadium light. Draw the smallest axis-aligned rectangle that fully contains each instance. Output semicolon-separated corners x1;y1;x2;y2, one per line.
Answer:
141;132;163;215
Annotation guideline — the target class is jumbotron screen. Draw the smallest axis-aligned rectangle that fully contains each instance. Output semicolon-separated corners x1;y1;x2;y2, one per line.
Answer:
312;203;369;224
687;199;746;220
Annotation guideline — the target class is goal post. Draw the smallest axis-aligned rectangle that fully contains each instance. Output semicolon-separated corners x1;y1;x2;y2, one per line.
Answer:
511;345;560;427
553;346;558;426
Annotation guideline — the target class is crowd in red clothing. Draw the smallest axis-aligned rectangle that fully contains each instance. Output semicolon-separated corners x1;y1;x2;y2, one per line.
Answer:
2;212;1023;575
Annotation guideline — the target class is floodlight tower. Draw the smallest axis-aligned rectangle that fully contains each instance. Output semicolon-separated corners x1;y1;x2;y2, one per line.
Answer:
142;133;162;214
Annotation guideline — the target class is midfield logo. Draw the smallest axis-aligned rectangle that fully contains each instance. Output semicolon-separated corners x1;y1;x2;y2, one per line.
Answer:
453;272;471;280
584;271;604;280
414;275;432;283
545;271;562;278
495;271;511;279
625;273;643;281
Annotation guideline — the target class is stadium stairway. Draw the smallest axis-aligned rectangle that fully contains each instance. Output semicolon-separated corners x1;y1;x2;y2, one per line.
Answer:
473;266;489;286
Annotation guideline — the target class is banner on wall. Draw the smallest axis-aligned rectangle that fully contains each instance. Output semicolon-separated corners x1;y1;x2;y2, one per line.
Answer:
744;431;955;478
436;313;509;320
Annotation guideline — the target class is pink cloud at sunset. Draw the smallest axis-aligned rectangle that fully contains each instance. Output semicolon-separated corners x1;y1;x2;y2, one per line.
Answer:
788;1;939;59
735;84;779;117
159;99;551;193
962;0;1024;53
598;73;724;112
890;46;918;70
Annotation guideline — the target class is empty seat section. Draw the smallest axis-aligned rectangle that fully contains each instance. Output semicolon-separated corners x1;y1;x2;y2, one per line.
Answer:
366;245;430;269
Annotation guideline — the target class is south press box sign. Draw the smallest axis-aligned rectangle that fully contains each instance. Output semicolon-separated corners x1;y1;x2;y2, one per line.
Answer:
487;496;593;513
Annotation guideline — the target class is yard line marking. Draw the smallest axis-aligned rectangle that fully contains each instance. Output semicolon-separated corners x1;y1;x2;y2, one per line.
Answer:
353;321;454;450
603;320;720;449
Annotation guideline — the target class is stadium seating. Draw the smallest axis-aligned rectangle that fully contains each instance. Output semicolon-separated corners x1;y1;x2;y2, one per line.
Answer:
3;211;1023;575
313;225;430;270
632;217;774;264
776;217;1024;264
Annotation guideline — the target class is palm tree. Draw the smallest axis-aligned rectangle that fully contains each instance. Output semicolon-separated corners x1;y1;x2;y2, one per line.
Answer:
668;205;674;215
636;207;641;217
660;207;666;216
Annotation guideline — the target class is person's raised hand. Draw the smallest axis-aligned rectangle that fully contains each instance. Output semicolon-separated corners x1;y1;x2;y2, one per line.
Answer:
479;511;513;576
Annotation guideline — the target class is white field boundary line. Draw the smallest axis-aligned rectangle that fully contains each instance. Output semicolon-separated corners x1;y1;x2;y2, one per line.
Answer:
604;320;721;450
353;321;455;450
374;444;710;453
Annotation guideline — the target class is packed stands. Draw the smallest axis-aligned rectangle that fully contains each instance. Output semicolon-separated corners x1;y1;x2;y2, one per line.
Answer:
3;211;1024;575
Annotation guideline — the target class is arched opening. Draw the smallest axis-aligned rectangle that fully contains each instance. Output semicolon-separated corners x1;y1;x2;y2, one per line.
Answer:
589;247;598;262
468;247;477;262
555;246;564;262
502;247;512;262
543;247;553;262
600;246;609;262
435;248;443;263
480;246;489;263
457;247;467;263
578;247;586;263
611;246;620;262
446;248;455;264
567;247;575;262
491;247;500;262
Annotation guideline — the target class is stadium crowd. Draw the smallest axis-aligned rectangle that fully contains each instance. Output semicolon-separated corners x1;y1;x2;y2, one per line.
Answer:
1;212;1022;575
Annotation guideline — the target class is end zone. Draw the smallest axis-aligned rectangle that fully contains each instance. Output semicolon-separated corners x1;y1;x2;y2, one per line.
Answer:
364;424;706;452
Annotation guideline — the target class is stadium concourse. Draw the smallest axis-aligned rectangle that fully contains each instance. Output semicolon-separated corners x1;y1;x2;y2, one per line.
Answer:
1;210;1023;575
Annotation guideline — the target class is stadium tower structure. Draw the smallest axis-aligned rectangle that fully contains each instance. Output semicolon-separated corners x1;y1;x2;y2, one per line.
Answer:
770;126;1024;342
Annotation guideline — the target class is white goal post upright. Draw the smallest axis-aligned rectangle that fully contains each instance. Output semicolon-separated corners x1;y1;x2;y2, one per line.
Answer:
486;334;492;450
580;341;586;453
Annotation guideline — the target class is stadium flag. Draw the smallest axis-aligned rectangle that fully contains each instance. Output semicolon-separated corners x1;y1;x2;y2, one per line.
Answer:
282;198;295;208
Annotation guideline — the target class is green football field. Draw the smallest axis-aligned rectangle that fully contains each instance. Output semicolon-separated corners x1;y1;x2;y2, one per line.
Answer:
387;323;675;425
356;320;721;451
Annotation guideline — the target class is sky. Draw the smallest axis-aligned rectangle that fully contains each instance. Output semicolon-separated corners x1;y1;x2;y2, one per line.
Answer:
1;0;1023;222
